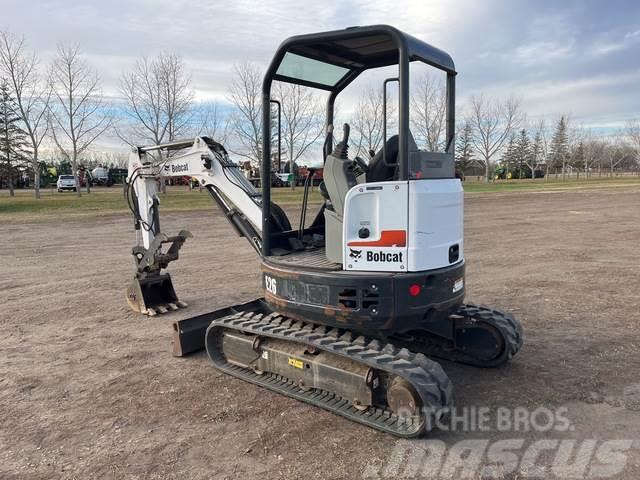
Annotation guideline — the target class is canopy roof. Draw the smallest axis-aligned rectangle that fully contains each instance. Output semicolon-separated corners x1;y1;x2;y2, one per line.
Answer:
270;25;456;91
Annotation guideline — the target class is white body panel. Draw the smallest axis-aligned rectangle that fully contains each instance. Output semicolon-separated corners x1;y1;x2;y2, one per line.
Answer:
343;181;408;272
342;179;463;273
407;179;464;271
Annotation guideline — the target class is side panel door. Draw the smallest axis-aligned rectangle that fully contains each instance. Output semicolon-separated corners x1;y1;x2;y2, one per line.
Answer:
342;181;408;272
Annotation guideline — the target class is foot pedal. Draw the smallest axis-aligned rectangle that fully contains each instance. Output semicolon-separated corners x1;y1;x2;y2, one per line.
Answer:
288;237;305;251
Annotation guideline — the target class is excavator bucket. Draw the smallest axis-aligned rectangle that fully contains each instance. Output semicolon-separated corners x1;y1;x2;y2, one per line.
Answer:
126;273;186;316
126;230;192;316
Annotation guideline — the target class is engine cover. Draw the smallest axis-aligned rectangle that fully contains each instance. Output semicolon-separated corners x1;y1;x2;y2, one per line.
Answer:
342;179;463;272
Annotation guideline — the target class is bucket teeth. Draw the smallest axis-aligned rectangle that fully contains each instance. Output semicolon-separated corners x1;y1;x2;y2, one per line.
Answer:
126;272;186;316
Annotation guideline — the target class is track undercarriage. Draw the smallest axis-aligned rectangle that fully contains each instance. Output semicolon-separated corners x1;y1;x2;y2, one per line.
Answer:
188;299;523;437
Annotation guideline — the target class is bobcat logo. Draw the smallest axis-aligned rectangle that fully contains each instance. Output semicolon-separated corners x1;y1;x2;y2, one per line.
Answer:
349;248;362;262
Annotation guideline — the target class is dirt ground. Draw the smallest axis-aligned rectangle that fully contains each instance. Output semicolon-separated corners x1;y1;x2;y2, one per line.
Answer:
1;185;639;479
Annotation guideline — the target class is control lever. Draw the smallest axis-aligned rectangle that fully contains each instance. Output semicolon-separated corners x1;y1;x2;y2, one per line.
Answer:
354;156;369;173
341;123;350;144
333;123;351;160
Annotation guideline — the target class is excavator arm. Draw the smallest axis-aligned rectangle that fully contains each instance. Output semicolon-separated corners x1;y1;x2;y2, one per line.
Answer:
125;137;264;315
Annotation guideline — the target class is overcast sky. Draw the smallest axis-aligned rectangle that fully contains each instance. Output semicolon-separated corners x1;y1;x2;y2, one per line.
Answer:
4;0;640;149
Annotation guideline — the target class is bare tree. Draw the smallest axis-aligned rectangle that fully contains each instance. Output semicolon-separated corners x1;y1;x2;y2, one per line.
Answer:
351;86;387;159
158;53;193;142
410;73;446;152
0;31;51;198
539;119;551;180
118;53;194;146
273;82;324;188
533;119;551;180
626;120;640;165
604;134;632;175
193;101;228;143
83;149;127;169
48;43;111;196
227;62;263;164
468;95;522;182
581;131;606;178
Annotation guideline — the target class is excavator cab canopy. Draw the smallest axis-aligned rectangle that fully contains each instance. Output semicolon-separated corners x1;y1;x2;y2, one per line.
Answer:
270;25;456;90
261;25;457;256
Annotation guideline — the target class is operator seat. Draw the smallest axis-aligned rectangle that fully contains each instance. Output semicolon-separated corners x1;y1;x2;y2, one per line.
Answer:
366;131;420;183
366;135;399;183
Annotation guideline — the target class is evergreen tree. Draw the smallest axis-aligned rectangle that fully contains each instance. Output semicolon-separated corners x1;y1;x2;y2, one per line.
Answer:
455;121;475;175
0;80;30;196
514;128;531;178
499;133;517;179
529;131;543;179
550;115;569;178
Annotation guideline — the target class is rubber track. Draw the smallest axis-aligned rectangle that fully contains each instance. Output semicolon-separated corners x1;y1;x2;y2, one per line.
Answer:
205;311;452;437
410;303;523;368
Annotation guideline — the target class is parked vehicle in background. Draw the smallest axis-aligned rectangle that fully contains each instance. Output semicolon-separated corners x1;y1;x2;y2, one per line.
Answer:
296;166;323;186
493;166;545;180
91;166;110;185
57;175;76;192
90;166;129;186
274;172;291;186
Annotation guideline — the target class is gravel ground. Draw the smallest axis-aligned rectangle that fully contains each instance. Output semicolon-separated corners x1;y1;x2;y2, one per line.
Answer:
1;185;639;479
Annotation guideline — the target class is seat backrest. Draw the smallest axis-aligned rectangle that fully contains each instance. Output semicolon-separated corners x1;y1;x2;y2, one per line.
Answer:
323;153;357;216
366;135;399;183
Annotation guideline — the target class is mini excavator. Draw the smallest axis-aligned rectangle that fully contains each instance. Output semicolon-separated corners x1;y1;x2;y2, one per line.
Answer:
125;25;523;437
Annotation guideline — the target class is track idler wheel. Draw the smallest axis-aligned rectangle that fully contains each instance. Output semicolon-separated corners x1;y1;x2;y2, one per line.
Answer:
453;304;523;367
455;320;504;362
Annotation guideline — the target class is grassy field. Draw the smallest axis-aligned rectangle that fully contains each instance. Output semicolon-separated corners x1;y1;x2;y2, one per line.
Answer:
1;176;638;219
0;186;324;219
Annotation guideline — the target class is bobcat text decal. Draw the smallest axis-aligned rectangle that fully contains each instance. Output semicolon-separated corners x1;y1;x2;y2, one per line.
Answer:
171;163;189;174
367;251;403;262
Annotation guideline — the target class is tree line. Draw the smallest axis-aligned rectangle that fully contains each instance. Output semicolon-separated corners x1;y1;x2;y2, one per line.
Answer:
458;110;640;181
2;30;640;199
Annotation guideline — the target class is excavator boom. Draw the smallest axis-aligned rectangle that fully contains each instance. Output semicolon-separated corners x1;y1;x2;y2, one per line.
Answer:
125;137;262;315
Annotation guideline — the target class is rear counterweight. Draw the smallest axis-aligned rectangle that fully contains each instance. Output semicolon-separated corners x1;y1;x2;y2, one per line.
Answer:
261;260;465;337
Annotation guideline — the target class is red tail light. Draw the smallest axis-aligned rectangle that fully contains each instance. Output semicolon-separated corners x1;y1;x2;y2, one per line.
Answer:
408;284;421;297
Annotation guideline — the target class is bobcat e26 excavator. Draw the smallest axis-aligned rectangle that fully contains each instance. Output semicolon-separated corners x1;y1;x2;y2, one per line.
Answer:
125;25;523;437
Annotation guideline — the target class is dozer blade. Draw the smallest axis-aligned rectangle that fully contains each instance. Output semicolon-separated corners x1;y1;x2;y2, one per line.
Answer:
126;273;186;316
